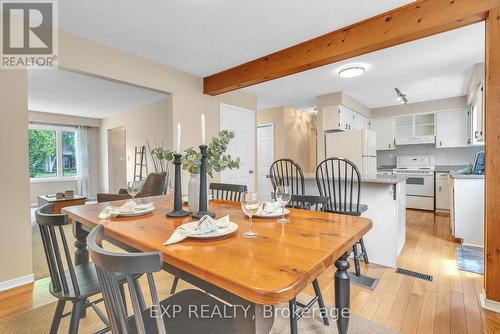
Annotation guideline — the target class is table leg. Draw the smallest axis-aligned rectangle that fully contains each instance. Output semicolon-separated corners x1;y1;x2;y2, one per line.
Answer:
73;221;89;317
335;252;350;334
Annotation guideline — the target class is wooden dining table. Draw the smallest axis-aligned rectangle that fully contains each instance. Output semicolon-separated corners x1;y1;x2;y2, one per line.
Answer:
63;195;372;334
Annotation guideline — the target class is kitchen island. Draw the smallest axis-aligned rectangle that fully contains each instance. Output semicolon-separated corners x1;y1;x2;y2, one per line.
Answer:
271;173;407;268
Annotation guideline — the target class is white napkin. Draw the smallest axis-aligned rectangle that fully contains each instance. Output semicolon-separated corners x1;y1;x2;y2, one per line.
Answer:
255;201;282;216
98;200;155;219
163;215;230;245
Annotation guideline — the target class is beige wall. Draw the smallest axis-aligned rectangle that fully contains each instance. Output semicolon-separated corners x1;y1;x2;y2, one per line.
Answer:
257;106;316;173
100;98;172;192
316;91;371;118
58;30;257;191
0;70;32;285
257;107;286;160
371;96;467;118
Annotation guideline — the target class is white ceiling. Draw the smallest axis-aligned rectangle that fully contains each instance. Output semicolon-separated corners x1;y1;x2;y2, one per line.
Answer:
28;69;168;118
58;0;415;77
244;22;485;110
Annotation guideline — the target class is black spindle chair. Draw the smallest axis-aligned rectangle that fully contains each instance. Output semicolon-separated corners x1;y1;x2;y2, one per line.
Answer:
87;224;236;334
316;158;369;276
209;182;247;201
269;159;305;195
35;204;128;334
284;194;331;333
169;182;247;295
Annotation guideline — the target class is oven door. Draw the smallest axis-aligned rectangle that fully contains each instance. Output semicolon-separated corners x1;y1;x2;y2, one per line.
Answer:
401;173;434;196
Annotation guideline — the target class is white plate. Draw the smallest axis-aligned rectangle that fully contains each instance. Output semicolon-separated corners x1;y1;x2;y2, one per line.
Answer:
117;206;155;217
253;208;290;218
179;221;238;239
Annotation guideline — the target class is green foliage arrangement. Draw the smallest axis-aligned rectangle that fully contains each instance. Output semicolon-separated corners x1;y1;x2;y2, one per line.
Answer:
151;130;240;177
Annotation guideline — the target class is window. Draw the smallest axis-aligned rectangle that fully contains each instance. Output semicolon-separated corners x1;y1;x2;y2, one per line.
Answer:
28;125;77;180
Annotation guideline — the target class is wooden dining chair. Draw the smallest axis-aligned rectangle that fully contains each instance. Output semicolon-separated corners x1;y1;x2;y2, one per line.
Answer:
316;157;369;277
87;224;236;334
269;159;305;195
35;204;127;334
209;182;247;201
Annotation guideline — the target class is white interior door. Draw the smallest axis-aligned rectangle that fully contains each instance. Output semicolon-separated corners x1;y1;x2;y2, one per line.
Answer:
220;104;255;191
257;124;274;200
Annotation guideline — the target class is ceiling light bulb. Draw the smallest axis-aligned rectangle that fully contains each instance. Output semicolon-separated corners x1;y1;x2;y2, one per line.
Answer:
337;65;365;78
397;96;402;101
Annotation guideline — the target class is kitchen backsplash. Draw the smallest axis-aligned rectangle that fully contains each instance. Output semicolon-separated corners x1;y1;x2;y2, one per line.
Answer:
377;144;484;167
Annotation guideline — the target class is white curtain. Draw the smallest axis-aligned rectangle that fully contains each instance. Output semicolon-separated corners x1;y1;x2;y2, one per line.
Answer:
76;126;91;197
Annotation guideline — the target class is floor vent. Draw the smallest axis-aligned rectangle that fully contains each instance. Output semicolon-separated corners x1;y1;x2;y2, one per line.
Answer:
396;268;433;282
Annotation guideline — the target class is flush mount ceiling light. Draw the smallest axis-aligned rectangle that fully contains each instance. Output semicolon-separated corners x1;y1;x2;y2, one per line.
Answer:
394;88;408;105
336;64;366;78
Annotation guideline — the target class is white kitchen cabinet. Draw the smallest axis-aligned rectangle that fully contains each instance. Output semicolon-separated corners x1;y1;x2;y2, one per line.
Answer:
353;113;369;130
395;113;435;145
450;176;484;247
322;105;356;131
371;118;395;150
471;81;485;145
436;109;470;148
435;172;450;211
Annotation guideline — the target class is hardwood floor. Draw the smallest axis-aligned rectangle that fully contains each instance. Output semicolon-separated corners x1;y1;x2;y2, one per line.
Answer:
1;209;499;333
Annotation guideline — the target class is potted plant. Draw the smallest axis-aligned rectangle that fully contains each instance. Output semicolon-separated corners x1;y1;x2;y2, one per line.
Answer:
152;130;240;212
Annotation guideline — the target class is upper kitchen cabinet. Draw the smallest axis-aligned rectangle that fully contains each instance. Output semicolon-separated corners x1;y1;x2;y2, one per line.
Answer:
395;113;435;145
353;113;370;130
322;105;355;131
471;81;485;145
436;109;470;148
371;118;395;150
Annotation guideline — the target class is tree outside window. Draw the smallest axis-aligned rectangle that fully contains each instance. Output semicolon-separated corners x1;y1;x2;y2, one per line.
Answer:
28;126;77;179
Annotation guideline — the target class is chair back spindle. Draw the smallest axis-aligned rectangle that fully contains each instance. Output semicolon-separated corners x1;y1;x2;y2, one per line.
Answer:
269;159;305;195
35;204;81;297
209;183;247;201
316;157;361;215
88;225;165;334
288;194;329;212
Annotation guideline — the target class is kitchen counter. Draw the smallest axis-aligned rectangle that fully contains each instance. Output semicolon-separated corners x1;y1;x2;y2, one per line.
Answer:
434;165;469;172
300;173;408;184
450;172;484;179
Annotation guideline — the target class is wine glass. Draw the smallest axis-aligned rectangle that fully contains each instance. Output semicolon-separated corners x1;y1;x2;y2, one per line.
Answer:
127;180;144;203
276;186;291;223
241;192;260;238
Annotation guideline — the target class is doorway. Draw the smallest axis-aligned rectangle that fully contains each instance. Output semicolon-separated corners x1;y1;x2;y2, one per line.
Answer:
219;103;255;191
257;124;274;200
108;127;127;193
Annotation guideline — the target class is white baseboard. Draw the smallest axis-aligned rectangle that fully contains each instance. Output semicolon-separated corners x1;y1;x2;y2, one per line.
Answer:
480;290;500;313
0;274;34;292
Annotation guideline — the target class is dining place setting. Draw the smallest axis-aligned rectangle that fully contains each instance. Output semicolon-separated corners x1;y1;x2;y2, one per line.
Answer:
54;116;372;334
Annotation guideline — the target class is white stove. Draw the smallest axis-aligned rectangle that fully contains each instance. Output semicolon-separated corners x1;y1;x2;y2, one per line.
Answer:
393;155;435;211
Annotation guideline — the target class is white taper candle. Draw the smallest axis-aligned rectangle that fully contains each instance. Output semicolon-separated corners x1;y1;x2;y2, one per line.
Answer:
201;114;206;145
176;122;181;153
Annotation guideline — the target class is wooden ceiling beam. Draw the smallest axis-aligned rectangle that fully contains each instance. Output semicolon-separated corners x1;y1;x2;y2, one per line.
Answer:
203;0;500;95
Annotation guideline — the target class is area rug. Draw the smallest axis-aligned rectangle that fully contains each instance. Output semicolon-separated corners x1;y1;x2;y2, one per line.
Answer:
456;245;484;275
32;223;76;280
0;295;399;334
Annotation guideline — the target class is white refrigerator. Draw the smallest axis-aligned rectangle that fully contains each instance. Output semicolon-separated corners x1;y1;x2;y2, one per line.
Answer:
324;129;377;176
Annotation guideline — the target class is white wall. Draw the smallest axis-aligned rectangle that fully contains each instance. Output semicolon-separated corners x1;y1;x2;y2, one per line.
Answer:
377;144;484;166
371;96;467;118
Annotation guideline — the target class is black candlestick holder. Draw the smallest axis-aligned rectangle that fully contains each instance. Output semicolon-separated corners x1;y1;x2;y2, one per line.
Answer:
192;145;215;218
166;153;190;217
